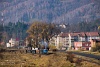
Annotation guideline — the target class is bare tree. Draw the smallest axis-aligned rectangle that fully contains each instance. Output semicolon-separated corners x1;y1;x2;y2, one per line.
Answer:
27;21;60;57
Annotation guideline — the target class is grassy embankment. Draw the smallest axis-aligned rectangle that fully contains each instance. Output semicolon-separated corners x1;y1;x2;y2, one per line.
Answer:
0;50;100;67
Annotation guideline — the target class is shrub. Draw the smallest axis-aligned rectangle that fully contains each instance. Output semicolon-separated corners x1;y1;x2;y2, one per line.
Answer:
91;47;97;52
0;53;3;59
73;58;82;65
66;52;82;65
91;46;100;52
66;52;75;63
49;45;57;50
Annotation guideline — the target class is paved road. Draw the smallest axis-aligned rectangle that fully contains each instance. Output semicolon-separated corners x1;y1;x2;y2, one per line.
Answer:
58;50;100;60
71;52;100;60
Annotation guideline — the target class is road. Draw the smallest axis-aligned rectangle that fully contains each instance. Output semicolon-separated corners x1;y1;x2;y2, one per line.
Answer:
58;50;100;60
71;51;100;60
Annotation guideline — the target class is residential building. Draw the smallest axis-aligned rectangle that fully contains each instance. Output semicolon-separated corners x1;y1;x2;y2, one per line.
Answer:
59;24;66;28
55;33;69;49
74;42;91;50
6;38;19;47
54;32;100;50
85;32;100;41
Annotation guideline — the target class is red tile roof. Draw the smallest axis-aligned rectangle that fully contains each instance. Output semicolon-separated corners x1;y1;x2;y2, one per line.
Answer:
85;32;99;36
59;33;69;37
59;32;100;37
69;32;80;37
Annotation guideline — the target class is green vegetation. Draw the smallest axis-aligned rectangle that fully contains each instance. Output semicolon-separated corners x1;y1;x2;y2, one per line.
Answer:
1;18;100;42
0;24;3;43
64;19;100;32
1;22;29;44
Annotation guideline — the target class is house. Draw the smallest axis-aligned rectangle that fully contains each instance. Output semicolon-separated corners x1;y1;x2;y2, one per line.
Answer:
59;24;66;28
70;32;100;42
85;32;100;41
53;32;100;50
6;38;19;47
73;32;100;51
74;42;91;50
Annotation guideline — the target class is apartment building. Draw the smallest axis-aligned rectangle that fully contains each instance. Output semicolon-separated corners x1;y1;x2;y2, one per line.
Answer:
54;32;100;50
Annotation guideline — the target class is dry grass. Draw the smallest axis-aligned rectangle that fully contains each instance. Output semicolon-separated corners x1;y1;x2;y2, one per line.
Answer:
0;51;100;67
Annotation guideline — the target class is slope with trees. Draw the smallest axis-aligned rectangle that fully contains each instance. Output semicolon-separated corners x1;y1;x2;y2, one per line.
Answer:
62;19;100;32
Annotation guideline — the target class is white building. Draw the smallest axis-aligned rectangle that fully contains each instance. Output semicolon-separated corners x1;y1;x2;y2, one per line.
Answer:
6;38;19;47
53;32;100;50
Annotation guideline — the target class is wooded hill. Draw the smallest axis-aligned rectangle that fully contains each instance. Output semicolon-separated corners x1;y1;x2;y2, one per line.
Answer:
0;19;100;43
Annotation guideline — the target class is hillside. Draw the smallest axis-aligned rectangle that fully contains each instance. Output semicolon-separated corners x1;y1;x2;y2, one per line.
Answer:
0;0;100;24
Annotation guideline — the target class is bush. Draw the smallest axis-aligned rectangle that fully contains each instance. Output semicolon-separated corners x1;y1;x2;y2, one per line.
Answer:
91;46;100;52
66;52;75;63
91;47;97;52
0;48;6;52
66;52;82;65
73;58;82;65
0;53;3;59
49;45;56;50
